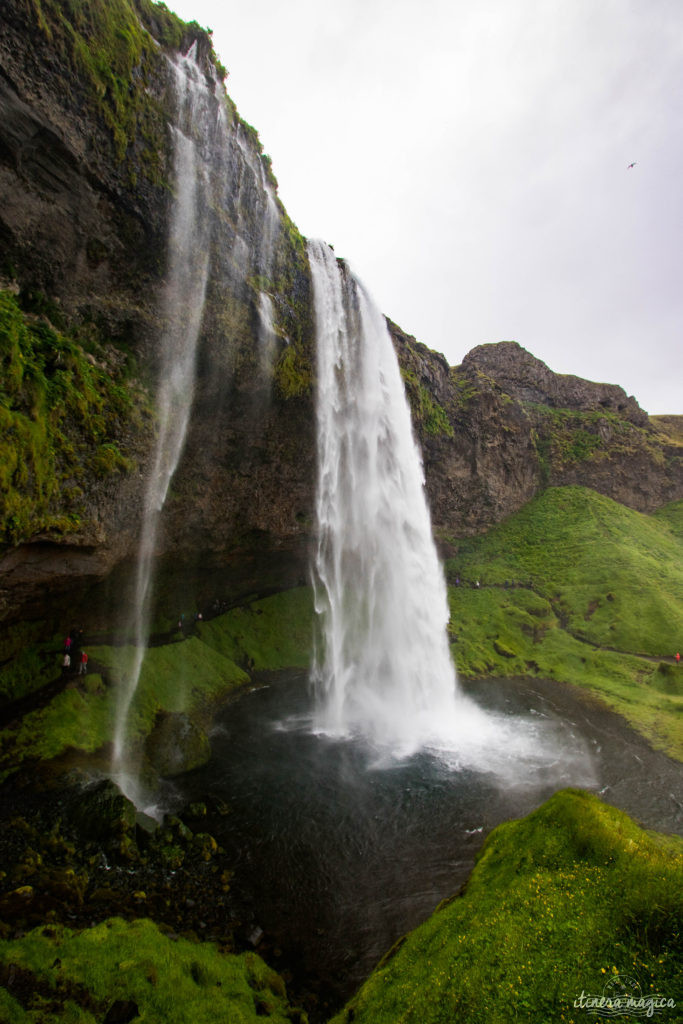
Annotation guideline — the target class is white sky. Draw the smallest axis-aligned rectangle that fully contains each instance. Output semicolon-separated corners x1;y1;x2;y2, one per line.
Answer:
169;0;682;414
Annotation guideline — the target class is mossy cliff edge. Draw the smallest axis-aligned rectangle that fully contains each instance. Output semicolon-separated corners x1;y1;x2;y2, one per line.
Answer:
0;0;315;632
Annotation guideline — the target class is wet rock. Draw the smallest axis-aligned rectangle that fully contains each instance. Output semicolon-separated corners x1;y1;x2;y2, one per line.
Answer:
192;833;218;862
144;713;211;778
68;780;137;844
134;810;159;836
166;815;193;842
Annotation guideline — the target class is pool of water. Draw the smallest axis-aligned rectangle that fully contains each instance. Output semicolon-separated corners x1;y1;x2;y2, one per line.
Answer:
175;672;683;1013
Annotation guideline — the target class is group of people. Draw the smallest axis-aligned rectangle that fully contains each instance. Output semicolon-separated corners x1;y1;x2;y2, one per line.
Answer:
61;630;88;677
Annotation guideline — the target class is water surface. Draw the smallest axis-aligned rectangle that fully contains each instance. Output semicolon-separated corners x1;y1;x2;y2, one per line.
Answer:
177;672;683;1012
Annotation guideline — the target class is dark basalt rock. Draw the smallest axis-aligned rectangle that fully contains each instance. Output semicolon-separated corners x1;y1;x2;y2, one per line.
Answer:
390;325;682;539
461;341;649;425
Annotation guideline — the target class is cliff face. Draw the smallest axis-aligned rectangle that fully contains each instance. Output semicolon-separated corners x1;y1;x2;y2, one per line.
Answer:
0;0;316;625
393;329;682;543
0;0;681;629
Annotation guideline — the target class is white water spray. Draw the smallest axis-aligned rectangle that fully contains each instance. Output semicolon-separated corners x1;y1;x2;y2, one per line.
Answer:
112;51;212;767
309;240;463;755
111;47;286;786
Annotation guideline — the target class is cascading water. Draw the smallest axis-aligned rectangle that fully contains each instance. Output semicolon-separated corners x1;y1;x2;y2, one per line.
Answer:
112;45;285;787
309;240;463;755
307;240;590;779
112;49;213;768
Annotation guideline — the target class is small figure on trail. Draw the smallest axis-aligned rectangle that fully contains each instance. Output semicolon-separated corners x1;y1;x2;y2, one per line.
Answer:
78;650;88;675
475;579;480;589
455;576;460;587
676;652;681;665
62;652;71;676
64;635;72;653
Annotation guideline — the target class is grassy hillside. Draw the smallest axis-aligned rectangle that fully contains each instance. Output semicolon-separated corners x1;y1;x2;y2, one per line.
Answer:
332;789;683;1024
0;589;313;781
445;487;683;759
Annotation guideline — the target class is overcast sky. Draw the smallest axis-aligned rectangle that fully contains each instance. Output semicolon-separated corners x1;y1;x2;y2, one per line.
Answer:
169;0;682;414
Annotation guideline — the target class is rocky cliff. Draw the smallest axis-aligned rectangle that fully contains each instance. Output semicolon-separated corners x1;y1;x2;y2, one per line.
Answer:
1;0;681;632
393;328;682;545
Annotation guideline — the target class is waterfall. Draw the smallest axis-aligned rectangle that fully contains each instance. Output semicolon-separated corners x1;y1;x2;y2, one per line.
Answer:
112;49;213;766
111;45;285;781
308;240;463;756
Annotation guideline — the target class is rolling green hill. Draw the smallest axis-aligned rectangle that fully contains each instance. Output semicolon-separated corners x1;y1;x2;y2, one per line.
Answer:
445;486;683;759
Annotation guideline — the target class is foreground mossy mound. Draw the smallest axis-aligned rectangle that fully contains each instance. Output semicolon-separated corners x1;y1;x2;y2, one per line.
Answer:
0;916;302;1022
446;486;683;759
333;790;683;1024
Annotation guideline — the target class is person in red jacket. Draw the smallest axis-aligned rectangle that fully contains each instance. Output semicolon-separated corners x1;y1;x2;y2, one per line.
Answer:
78;650;88;675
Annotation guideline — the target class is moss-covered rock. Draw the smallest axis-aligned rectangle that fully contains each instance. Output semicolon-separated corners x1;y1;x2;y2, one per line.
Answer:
0;917;303;1022
68;778;136;843
144;711;211;777
0;291;149;545
333;790;683;1024
446;486;683;760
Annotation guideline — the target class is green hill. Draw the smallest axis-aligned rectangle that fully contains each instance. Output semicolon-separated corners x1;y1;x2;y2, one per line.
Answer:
445;486;683;759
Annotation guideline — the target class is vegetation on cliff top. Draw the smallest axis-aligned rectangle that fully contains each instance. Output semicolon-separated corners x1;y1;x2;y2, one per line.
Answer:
26;0;215;167
0;290;149;545
446;486;683;759
332;789;683;1024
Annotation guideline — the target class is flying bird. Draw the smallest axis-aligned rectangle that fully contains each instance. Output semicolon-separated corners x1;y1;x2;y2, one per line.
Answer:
627;162;637;169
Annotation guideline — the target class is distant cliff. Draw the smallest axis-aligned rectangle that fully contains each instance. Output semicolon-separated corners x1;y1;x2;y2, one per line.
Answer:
392;328;682;544
1;0;681;629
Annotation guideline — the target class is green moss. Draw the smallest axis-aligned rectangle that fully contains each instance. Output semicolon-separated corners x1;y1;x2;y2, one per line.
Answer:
449;370;481;409
446;486;683;758
529;403;661;471
91;639;249;743
333;790;683;1024
653;499;683;540
0;621;64;703
0;917;298;1022
0;643;60;705
0;291;149;544
401;369;454;437
0;641;247;780
273;343;313;399
26;0;204;170
0;681;112;770
0;589;312;777
197;587;314;671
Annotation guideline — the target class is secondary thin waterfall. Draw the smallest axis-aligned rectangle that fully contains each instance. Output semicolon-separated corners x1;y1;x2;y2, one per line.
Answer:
112;49;212;765
308;239;462;756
